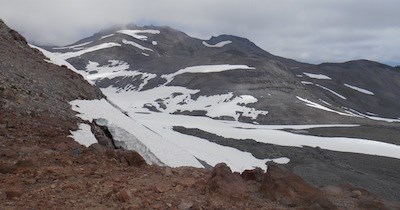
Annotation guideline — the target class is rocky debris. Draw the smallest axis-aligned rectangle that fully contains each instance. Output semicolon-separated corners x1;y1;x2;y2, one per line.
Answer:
241;167;264;182
164;167;173;177
5;189;23;200
178;201;194;210
87;144;146;167
207;163;248;199
260;164;337;209
116;150;147;167
351;190;362;198
117;190;132;203
0;162;16;174
0;123;7;136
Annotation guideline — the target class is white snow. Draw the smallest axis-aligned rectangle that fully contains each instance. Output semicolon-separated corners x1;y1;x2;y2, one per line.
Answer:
319;99;332;106
315;84;347;100
297;96;357;117
70;99;275;172
202;40;232;48
142;53;150;57
301;81;313;85
122;39;153;51
346;108;400;123
152;41;158;45
52;41;92;50
56;42;121;60
344;84;374;95
303;72;332;80
102;86;268;121
84;60;130;81
117;29;160;41
162;64;255;84
131;112;400;160
100;34;114;40
94;118;162;165
29;45;80;73
84;60;156;91
69;123;98;147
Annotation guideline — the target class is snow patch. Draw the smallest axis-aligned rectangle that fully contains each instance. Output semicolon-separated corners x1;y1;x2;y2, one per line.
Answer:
100;34;114;40
122;39;153;51
56;42;121;59
117;29;160;41
297;96;357;117
301;81;313;85
152;41;158;45
344;84;374;95
202;40;232;48
162;64;255;84
303;72;331;80
29;45;80;73
69;123;97;147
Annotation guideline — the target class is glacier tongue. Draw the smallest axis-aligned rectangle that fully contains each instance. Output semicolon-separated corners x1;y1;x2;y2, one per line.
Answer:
94;118;163;165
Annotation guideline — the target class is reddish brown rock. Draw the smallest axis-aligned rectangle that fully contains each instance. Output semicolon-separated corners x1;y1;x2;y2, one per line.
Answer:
241;167;264;182
116;190;131;203
0;162;16;174
357;197;391;210
260;164;337;209
5;189;23;200
207;163;248;199
116;150;147;167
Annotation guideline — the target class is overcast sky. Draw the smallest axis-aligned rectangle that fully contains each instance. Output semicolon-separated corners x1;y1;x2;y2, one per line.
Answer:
1;0;399;66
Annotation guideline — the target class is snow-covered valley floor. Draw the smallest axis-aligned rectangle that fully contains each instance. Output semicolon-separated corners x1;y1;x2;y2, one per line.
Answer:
70;97;400;172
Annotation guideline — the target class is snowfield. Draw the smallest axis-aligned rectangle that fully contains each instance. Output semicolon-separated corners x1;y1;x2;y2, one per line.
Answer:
344;83;374;95
70;99;281;172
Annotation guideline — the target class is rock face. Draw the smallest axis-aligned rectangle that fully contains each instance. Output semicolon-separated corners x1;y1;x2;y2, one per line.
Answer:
260;164;336;209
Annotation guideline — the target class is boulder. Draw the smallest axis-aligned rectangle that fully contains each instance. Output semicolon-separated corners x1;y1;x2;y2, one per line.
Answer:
207;163;248;199
116;150;147;167
241;167;264;182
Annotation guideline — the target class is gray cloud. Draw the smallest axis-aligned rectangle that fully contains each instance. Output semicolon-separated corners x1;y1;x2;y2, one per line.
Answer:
1;0;399;65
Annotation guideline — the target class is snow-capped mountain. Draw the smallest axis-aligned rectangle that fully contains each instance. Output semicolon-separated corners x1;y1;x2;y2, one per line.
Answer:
21;22;400;200
33;23;400;169
41;24;400;125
